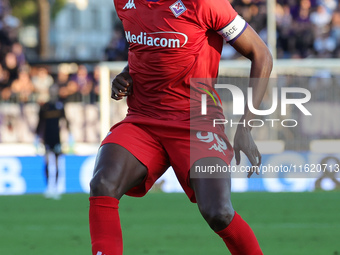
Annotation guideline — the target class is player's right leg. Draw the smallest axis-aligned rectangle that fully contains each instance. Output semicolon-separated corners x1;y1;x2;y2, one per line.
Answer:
89;143;147;255
90;143;148;199
89;123;169;255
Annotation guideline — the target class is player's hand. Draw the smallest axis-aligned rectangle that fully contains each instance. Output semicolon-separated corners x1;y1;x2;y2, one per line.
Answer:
233;126;261;178
111;71;133;100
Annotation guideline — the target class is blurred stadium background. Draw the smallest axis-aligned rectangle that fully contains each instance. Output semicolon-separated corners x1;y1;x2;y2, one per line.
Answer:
0;0;340;254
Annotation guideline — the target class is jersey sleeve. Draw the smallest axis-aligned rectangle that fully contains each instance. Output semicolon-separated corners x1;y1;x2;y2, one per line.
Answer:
197;0;247;44
113;0;123;21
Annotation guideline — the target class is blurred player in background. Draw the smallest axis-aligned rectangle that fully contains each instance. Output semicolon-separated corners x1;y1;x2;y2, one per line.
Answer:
89;0;272;254
36;85;70;199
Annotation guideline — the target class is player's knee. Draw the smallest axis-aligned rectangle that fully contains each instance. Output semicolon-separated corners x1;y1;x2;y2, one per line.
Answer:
200;205;234;231
90;169;120;198
90;173;108;197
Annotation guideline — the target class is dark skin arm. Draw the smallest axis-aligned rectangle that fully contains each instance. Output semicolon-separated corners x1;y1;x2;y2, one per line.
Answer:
230;25;273;177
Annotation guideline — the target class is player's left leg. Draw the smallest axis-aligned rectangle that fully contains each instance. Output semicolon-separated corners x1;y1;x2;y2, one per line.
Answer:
190;157;263;255
43;146;53;198
55;153;59;185
53;144;62;188
43;146;50;186
52;151;61;199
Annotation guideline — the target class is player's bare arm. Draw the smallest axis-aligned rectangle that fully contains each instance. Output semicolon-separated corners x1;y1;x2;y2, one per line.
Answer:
230;25;273;177
111;64;133;100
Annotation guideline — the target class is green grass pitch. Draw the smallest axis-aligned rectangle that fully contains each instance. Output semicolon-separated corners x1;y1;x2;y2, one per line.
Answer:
0;192;339;254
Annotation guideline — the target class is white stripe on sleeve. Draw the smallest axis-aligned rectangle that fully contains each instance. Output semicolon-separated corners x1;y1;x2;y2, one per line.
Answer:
217;15;247;43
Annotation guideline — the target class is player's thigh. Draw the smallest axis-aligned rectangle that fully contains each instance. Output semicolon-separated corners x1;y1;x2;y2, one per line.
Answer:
163;128;233;202
90;143;147;199
190;157;233;213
